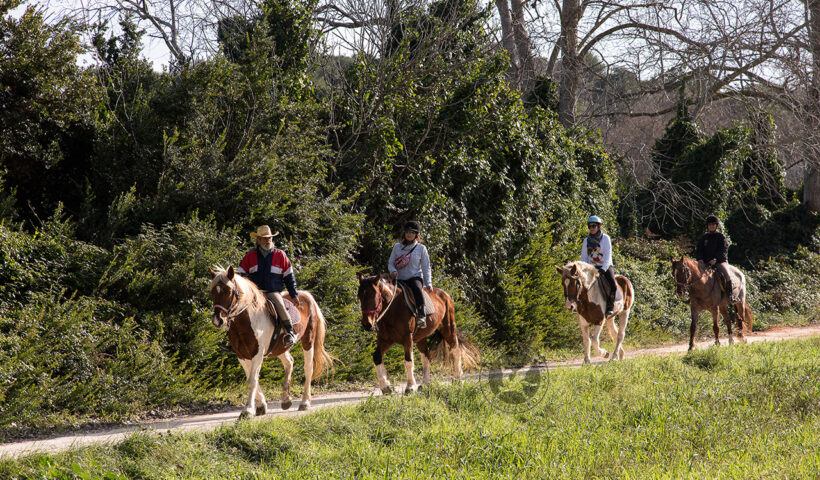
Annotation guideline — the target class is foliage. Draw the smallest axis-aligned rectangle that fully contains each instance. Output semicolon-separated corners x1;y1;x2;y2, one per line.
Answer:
500;222;578;357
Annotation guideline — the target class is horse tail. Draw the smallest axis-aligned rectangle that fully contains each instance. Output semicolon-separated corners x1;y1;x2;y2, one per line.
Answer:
431;294;480;373
304;291;335;380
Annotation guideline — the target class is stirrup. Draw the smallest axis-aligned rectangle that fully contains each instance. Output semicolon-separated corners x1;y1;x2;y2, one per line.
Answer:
283;331;298;349
415;313;427;330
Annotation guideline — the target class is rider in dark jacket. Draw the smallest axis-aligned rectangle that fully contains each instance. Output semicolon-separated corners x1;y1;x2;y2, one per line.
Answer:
695;215;738;302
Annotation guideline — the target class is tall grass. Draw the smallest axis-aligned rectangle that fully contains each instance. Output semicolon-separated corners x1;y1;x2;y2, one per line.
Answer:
3;338;820;479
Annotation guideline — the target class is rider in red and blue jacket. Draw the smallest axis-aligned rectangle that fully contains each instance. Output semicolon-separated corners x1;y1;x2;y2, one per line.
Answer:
238;225;299;348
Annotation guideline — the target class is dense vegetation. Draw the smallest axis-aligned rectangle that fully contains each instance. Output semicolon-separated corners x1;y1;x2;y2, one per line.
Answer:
3;339;820;478
0;0;818;439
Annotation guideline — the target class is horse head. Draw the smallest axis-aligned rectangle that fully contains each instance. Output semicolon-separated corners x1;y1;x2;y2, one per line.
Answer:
555;263;583;313
208;266;241;330
357;273;392;332
670;256;692;301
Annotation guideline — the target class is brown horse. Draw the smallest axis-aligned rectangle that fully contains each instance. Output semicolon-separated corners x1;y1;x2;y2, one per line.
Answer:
357;274;479;394
670;256;753;351
556;262;635;363
208;266;334;418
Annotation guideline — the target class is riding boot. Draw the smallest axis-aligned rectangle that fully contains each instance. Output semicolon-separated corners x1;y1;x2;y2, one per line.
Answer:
281;318;298;349
415;307;427;330
605;292;615;317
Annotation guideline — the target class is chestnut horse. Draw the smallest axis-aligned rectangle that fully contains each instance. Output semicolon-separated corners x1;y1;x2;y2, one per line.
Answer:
208;266;333;418
670;256;753;351
556;262;635;363
357;274;479;394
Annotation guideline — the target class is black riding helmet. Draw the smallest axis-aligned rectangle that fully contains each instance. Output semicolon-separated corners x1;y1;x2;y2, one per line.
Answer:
705;215;719;225
403;220;420;234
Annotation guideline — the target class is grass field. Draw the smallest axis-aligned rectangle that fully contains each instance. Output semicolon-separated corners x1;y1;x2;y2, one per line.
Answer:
3;338;820;479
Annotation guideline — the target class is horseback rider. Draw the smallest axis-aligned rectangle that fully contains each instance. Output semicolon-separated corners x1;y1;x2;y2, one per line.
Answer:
238;225;300;349
695;215;738;303
581;215;617;316
388;220;433;330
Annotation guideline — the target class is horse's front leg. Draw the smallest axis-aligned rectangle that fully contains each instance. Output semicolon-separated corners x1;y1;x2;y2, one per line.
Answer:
578;316;592;364
403;340;417;395
373;338;393;395
278;351;294;410
591;323;608;359
300;345;314;411
710;309;721;346
239;356;264;419
688;308;699;351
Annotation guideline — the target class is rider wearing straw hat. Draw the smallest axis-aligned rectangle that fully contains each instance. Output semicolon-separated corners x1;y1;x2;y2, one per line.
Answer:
238;225;300;349
581;215;617;316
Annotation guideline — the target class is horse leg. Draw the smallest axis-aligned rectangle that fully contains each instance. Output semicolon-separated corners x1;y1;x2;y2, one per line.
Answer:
403;340;417;395
578;316;592;364
373;339;393;395
299;345;314;411
416;340;432;388
278;351;294;410
604;316;618;359
240;356;264;419
720;304;734;346
688;309;699;351
446;331;463;379
710;309;721;346
611;309;629;361
591;323;608;359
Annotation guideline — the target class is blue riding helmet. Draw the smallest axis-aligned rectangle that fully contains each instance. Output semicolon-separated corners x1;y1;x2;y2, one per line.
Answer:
587;215;603;225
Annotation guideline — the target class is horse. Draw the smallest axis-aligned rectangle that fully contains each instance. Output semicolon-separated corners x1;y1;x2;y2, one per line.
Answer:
556;262;635;364
670;256;753;351
356;274;480;394
208;266;334;418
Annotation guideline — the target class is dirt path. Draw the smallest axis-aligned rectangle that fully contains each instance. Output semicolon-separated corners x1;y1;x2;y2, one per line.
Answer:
2;324;819;459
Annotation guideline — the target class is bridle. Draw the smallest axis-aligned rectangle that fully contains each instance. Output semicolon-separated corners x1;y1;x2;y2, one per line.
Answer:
212;281;248;327
361;277;398;327
563;276;583;304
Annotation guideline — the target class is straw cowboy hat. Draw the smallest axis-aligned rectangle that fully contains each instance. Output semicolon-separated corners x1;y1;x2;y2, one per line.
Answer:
249;225;279;240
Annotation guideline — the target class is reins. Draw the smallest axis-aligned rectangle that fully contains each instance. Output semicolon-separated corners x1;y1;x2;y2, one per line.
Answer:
362;277;398;327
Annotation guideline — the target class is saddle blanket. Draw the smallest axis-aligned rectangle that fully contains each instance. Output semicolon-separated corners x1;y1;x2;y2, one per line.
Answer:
399;282;435;317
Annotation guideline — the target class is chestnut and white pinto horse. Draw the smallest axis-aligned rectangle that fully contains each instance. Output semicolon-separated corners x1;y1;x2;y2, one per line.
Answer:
556;262;635;364
208;266;333;418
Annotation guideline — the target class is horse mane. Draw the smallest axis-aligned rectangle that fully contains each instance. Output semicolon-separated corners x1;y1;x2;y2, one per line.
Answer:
209;266;265;312
563;261;600;290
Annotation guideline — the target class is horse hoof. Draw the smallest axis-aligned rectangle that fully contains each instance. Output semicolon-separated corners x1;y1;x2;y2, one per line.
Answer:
603;351;610;359
381;386;393;395
255;405;268;416
238;409;253;421
582;358;591;365
298;403;309;411
417;385;424;392
404;387;415;395
281;401;292;410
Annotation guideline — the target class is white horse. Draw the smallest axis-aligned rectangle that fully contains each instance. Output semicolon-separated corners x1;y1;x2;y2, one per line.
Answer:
556;262;635;364
208;266;333;418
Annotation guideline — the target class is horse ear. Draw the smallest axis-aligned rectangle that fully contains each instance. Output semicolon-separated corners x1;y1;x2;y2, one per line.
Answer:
570;264;578;277
555;266;564;275
227;266;235;280
680;255;685;262
357;273;365;282
208;268;216;279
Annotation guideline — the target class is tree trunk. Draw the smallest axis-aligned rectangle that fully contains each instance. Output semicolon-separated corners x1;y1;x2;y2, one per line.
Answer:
496;0;520;83
558;0;580;128
510;0;534;91
805;0;820;212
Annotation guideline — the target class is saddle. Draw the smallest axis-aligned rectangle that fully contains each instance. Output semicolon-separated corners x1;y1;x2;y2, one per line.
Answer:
264;297;301;355
597;275;623;302
397;281;435;317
